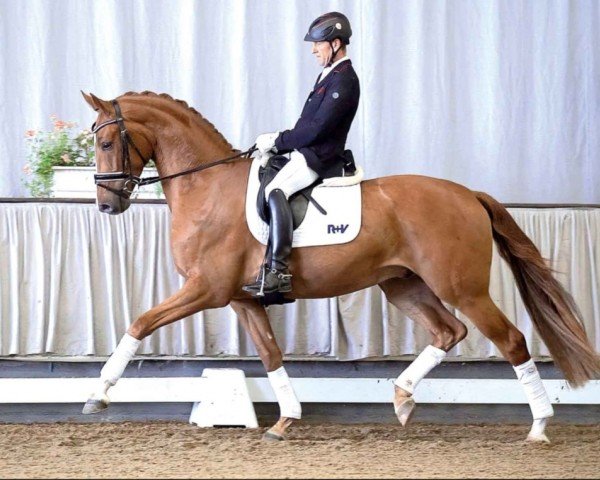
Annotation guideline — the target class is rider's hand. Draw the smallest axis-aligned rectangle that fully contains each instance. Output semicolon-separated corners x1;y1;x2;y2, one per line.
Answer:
255;132;279;154
259;151;273;168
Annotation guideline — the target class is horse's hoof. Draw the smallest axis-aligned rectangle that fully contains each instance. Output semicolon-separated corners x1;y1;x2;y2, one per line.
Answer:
82;398;109;414
394;397;416;427
262;430;284;442
526;432;550;444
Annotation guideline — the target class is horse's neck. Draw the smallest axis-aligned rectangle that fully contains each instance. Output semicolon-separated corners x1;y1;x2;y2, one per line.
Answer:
153;134;232;178
152;132;247;215
140;103;250;218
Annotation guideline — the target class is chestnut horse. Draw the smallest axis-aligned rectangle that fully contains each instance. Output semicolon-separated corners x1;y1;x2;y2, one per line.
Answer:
80;91;599;442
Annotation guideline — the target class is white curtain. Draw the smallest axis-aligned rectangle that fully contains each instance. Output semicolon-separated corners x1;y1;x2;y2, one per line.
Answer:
1;202;598;360
1;0;599;202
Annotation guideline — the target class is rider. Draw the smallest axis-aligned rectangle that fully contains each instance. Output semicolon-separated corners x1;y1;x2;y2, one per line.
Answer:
243;12;360;296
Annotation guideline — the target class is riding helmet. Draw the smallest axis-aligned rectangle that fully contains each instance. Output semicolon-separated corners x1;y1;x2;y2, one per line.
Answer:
304;12;352;45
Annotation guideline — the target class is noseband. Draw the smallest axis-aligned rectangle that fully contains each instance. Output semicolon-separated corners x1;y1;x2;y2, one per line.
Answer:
91;99;255;199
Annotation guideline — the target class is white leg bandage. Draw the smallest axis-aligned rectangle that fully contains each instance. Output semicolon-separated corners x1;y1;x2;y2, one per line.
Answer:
513;358;554;419
394;345;447;394
100;333;141;385
268;366;302;419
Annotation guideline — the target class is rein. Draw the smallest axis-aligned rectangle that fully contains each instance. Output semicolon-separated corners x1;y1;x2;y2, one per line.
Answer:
136;148;256;187
92;99;256;198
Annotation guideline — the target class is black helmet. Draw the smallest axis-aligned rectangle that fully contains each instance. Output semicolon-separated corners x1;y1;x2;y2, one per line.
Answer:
304;12;352;45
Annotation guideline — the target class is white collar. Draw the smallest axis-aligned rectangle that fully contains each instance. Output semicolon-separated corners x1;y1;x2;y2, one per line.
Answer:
319;56;350;82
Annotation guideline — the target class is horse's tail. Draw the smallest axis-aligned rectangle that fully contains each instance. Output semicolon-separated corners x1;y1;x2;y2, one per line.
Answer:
475;191;600;387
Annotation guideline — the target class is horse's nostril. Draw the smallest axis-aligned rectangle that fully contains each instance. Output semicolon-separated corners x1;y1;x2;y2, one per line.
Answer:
98;203;114;214
98;200;128;215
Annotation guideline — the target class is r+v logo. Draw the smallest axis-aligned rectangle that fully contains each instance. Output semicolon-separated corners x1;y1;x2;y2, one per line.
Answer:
328;224;349;234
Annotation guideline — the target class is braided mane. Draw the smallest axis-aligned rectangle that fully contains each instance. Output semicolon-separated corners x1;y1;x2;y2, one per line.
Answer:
121;90;237;152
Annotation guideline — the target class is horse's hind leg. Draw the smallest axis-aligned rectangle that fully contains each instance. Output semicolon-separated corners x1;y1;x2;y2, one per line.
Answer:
230;299;301;441
379;275;468;426
455;294;554;442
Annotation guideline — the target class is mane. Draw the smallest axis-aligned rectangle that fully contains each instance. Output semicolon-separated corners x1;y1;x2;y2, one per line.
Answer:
121;91;238;152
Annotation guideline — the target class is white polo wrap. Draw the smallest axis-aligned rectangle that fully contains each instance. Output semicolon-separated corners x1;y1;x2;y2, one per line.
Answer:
513;358;554;419
267;366;302;419
394;345;447;394
100;333;141;385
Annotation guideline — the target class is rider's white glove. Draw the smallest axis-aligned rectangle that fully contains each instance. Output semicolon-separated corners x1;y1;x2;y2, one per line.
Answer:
255;132;279;154
259;151;274;168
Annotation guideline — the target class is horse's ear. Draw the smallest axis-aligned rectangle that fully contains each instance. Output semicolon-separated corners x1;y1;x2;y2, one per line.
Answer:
81;91;111;115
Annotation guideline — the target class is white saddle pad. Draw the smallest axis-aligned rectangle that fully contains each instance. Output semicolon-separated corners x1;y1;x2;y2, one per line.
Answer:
245;158;362;247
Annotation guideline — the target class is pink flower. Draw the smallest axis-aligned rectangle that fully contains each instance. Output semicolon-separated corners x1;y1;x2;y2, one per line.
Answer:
50;114;74;130
22;164;32;175
25;130;37;137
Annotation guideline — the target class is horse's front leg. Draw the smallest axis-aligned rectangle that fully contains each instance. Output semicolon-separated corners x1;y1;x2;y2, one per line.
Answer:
83;276;220;414
230;299;301;441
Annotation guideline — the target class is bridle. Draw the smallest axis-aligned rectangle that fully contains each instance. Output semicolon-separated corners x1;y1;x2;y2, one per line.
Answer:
91;99;256;199
91;100;148;199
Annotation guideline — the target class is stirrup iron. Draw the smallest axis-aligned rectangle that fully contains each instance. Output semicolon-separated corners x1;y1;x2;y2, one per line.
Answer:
243;265;292;296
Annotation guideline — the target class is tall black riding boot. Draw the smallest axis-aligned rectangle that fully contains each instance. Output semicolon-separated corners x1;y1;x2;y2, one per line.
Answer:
243;189;293;295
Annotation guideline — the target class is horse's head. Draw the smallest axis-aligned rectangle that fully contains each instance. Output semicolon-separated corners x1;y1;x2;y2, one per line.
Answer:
81;92;154;214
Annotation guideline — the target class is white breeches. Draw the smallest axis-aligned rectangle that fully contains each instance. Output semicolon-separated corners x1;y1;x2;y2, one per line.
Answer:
265;151;319;200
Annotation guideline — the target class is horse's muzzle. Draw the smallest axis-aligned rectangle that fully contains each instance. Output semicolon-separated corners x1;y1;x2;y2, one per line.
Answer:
98;197;131;215
98;203;121;215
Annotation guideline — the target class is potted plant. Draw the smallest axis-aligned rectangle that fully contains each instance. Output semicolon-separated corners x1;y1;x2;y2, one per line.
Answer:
23;115;163;199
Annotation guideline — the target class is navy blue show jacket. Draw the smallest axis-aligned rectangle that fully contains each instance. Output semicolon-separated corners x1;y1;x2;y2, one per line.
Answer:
274;59;360;179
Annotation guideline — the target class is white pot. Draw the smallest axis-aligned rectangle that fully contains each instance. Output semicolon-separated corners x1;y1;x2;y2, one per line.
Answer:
52;166;165;199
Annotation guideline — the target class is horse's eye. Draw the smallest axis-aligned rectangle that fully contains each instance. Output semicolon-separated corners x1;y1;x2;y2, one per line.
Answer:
101;141;112;150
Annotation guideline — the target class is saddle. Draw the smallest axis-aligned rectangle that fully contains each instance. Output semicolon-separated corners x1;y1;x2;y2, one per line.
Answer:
246;151;362;251
256;151;358;228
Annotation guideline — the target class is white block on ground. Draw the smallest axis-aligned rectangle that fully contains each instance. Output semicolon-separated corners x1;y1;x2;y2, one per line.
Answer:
189;368;258;428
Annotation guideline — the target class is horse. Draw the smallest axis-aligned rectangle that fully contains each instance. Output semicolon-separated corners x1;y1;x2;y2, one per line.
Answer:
80;90;600;443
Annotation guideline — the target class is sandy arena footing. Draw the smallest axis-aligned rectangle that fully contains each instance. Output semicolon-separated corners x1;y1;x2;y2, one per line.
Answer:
0;422;598;478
